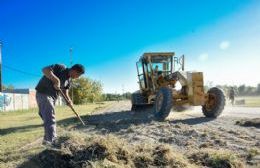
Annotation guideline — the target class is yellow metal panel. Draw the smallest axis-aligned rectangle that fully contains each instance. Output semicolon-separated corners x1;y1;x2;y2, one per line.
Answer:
187;72;205;106
192;72;203;80
193;81;204;86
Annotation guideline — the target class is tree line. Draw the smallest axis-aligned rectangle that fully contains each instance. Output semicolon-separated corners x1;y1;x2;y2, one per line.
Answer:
69;77;131;104
102;92;132;101
2;77;132;105
4;77;258;105
207;83;260;96
2;84;14;90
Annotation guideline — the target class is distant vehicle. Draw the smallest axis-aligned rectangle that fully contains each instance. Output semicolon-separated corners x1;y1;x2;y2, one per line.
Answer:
131;52;226;121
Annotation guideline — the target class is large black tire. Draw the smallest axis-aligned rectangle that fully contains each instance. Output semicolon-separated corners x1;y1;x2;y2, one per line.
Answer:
131;91;147;111
202;87;225;118
153;87;173;121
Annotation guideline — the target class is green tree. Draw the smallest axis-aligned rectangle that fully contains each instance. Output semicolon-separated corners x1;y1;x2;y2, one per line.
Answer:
70;77;103;104
2;84;14;91
238;85;246;96
123;92;132;99
245;86;255;96
256;83;260;95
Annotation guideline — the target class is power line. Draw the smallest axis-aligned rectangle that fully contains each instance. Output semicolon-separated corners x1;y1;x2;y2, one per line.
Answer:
2;64;41;77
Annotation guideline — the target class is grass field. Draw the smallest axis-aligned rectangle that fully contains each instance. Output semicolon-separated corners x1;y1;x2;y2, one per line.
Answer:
0;102;112;168
235;96;260;107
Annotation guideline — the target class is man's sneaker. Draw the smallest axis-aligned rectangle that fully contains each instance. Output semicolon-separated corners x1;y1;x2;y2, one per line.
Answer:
42;140;52;145
42;140;55;149
42;139;60;149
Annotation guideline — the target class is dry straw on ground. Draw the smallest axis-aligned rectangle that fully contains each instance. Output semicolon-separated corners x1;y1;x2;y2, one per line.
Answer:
235;118;260;128
188;148;245;168
20;132;197;168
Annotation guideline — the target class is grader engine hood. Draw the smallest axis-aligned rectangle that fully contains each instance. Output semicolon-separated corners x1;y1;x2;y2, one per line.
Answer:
166;71;205;106
186;72;205;105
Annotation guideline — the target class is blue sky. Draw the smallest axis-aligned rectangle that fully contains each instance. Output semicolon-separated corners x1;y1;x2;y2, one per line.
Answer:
0;0;259;93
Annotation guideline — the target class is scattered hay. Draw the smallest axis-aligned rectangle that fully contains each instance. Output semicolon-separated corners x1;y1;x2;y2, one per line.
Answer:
20;132;196;168
188;148;245;168
199;141;214;148
235;118;260;128
133;143;194;168
214;139;227;146
133;154;153;167
247;148;260;160
152;145;189;167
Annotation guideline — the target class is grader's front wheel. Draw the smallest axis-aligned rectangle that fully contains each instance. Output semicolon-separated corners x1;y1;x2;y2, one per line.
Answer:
154;87;173;121
131;91;147;111
202;87;225;118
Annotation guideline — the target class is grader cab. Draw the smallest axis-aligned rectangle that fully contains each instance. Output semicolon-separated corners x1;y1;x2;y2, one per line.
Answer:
131;52;225;120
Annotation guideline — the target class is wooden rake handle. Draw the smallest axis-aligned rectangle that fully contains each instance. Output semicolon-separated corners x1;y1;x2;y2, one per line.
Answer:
58;89;86;126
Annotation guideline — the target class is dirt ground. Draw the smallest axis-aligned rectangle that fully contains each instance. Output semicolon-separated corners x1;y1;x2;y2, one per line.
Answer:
18;101;260;168
78;101;260;167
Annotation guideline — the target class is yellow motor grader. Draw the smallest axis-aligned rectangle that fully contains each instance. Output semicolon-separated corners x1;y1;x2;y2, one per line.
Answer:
131;52;225;121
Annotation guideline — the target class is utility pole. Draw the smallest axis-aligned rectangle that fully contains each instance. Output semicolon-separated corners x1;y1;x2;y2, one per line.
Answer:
70;48;74;103
122;84;125;99
0;42;2;92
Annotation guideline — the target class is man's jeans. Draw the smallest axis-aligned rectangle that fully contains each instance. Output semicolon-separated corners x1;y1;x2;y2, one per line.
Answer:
36;92;57;142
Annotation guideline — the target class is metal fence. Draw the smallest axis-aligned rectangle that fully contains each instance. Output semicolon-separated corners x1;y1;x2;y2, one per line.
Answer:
0;92;64;112
0;92;29;111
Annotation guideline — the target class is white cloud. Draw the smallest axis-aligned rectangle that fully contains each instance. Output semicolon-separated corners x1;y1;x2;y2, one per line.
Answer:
198;53;208;61
220;41;230;50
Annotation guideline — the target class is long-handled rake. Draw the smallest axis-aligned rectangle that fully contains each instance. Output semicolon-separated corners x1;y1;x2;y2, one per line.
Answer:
58;89;86;126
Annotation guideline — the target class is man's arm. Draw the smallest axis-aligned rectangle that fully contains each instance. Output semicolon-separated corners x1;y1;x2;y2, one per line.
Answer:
62;89;73;106
42;66;60;90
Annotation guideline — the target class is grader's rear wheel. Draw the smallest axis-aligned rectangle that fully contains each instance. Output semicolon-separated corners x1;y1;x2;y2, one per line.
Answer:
202;87;225;118
154;87;173;121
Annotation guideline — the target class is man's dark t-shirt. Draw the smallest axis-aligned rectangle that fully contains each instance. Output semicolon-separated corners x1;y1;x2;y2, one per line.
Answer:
35;64;71;99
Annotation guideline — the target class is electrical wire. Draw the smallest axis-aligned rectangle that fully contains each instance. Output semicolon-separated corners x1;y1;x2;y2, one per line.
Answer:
2;64;41;77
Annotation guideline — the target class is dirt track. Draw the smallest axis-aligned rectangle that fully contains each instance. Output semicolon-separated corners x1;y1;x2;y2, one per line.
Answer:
78;101;260;166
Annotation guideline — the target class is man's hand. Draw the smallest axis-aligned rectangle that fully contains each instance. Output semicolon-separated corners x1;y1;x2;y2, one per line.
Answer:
53;80;61;90
63;89;73;107
67;100;73;107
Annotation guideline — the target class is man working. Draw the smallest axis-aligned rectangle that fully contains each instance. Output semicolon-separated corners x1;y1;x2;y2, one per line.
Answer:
35;63;85;145
228;87;235;106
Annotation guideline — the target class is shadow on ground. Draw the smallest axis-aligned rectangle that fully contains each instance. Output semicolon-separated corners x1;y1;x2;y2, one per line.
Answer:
0;124;42;136
58;108;154;132
235;118;260;128
17;155;41;168
57;108;215;133
171;117;215;125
